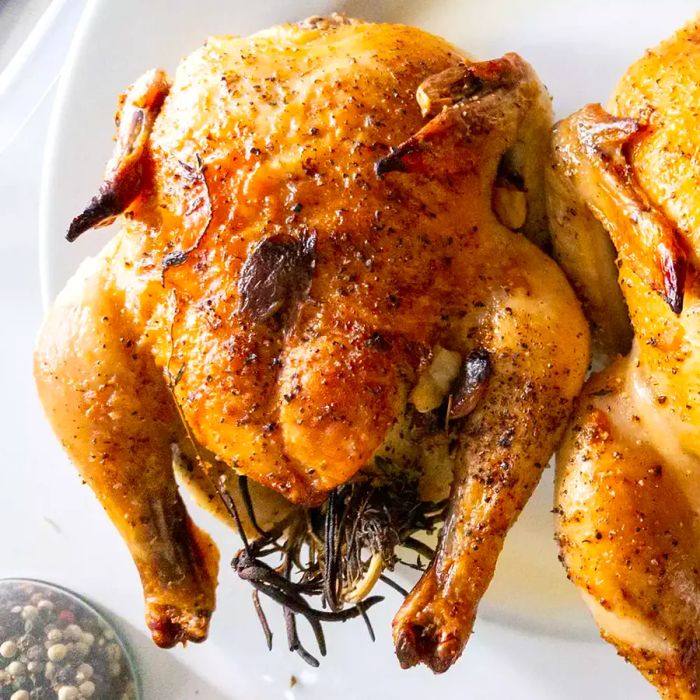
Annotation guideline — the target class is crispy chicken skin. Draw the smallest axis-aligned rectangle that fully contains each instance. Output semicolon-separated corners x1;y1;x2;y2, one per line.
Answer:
551;17;700;698
36;16;589;662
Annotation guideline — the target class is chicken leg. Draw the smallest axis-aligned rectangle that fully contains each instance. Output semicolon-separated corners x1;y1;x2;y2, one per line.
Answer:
387;55;589;672
558;358;700;698
34;243;218;648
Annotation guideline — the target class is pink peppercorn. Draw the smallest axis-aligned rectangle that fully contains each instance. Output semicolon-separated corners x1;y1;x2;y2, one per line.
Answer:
58;610;75;623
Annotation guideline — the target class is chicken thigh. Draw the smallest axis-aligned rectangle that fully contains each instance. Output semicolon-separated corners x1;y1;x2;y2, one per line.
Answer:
36;16;589;667
550;17;700;698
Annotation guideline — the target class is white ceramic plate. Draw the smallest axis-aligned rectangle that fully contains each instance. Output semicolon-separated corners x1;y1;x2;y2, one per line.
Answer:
39;0;698;697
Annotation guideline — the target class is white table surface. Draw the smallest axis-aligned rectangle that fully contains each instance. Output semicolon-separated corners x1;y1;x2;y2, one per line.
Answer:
0;3;656;698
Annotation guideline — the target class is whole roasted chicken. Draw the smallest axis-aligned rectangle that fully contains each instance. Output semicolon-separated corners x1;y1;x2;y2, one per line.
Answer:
550;16;700;699
35;16;589;671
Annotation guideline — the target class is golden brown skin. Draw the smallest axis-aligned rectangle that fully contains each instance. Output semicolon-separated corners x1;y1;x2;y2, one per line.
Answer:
36;17;589;661
34;242;220;647
552;17;700;698
384;56;589;670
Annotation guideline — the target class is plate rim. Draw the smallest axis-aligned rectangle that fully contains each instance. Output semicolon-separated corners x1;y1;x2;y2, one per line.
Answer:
39;0;100;310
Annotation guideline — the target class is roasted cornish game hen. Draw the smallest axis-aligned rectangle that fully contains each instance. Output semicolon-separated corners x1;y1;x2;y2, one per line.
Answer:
35;16;589;671
550;16;700;699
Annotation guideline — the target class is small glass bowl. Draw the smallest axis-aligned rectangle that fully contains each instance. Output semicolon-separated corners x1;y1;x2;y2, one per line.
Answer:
0;578;140;699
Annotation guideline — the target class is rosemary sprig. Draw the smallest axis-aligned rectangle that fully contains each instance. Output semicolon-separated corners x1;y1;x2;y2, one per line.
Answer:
218;470;447;667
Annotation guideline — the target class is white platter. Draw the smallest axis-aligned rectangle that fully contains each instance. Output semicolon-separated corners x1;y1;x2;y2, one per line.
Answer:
39;0;698;697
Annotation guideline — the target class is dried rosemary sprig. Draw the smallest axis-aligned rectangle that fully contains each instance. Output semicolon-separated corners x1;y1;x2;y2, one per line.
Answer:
216;462;447;667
